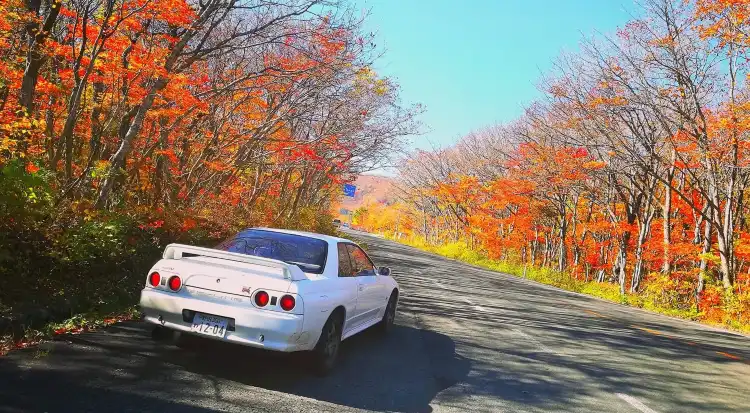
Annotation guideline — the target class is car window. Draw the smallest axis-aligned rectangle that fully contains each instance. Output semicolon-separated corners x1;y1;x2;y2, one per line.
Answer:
337;243;355;277
346;244;375;276
215;229;328;274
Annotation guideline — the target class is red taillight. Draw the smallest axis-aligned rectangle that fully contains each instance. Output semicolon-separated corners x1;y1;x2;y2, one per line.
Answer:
255;291;269;307
168;276;181;291
149;272;161;287
280;295;295;311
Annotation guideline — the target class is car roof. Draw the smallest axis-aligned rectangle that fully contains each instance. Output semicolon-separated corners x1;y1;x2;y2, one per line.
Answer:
245;227;351;244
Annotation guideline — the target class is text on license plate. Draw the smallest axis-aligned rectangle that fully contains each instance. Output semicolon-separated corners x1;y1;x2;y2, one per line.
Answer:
191;313;228;338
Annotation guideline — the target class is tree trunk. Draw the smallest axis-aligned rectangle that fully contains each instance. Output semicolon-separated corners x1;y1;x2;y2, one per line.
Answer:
632;209;655;292
153;117;170;206
96;78;165;208
44;96;56;165
287;170;309;220
558;218;567;272
597;269;606;283
662;154;675;273
716;228;734;288
631;241;645;293
616;231;630;296
714;194;735;288
19;1;61;114
698;211;712;295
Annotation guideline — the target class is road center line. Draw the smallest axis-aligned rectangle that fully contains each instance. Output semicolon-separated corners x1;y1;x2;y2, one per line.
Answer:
616;393;659;413
716;351;742;361
632;326;743;362
512;328;555;354
632;325;674;339
584;309;605;318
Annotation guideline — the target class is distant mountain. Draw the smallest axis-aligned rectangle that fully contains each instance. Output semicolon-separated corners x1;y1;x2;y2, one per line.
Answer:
336;174;395;216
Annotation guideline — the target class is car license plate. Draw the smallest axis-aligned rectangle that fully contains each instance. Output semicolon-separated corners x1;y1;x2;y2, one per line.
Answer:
191;313;228;338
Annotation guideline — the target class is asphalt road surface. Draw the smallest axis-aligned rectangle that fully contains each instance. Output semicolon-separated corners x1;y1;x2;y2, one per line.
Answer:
2;232;749;412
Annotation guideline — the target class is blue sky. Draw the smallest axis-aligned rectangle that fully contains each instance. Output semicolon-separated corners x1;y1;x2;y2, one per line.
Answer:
354;0;637;151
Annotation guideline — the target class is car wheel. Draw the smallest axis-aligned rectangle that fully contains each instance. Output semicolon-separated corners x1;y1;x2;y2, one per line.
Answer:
151;326;170;341
174;331;198;349
311;313;343;376
379;291;398;334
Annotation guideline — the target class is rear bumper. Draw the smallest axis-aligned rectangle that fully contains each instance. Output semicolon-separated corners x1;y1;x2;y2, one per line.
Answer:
139;288;311;352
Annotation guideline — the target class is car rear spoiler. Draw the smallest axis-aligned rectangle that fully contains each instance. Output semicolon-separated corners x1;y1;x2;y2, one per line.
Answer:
162;244;308;281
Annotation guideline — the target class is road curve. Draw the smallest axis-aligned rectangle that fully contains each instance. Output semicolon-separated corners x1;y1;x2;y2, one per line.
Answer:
1;233;749;412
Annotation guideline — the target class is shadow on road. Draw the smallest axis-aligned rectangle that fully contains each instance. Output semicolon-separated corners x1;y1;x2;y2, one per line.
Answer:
2;232;749;413
353;233;750;412
0;317;470;413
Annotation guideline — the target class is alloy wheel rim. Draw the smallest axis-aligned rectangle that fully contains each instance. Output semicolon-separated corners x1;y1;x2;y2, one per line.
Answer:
325;323;339;357
386;299;395;325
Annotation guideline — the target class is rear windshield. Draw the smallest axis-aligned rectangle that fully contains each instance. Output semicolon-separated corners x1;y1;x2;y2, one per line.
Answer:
215;229;328;274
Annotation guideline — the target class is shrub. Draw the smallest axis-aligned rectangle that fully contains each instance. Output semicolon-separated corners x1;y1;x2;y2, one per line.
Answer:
640;272;698;317
390;235;749;332
716;288;750;333
0;165;229;325
581;282;623;302
1;159;339;329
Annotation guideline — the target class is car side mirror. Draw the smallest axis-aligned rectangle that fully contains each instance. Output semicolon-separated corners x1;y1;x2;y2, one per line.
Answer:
378;266;391;276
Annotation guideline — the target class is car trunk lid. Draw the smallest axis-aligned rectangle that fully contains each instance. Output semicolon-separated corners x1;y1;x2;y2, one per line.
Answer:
179;256;293;294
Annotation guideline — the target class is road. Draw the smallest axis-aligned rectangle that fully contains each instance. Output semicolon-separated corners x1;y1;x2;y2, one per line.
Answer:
1;233;749;412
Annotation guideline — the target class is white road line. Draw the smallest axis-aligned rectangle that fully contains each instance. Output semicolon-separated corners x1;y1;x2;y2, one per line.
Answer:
512;328;555;354
462;297;473;305
616;393;659;413
474;305;485;312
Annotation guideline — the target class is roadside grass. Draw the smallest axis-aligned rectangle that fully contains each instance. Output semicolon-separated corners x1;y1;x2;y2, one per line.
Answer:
1;305;140;356
387;235;750;335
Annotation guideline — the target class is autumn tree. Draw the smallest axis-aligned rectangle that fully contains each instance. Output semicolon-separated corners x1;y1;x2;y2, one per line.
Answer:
362;0;749;326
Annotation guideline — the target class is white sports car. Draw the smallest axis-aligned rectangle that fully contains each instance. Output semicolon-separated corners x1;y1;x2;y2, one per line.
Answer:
139;228;398;374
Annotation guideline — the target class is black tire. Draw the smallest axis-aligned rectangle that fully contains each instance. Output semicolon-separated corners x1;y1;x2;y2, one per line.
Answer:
151;325;170;341
174;331;196;349
311;312;343;376
379;291;398;334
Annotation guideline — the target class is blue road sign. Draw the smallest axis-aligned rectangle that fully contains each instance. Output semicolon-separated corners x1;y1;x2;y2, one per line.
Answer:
343;184;356;197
